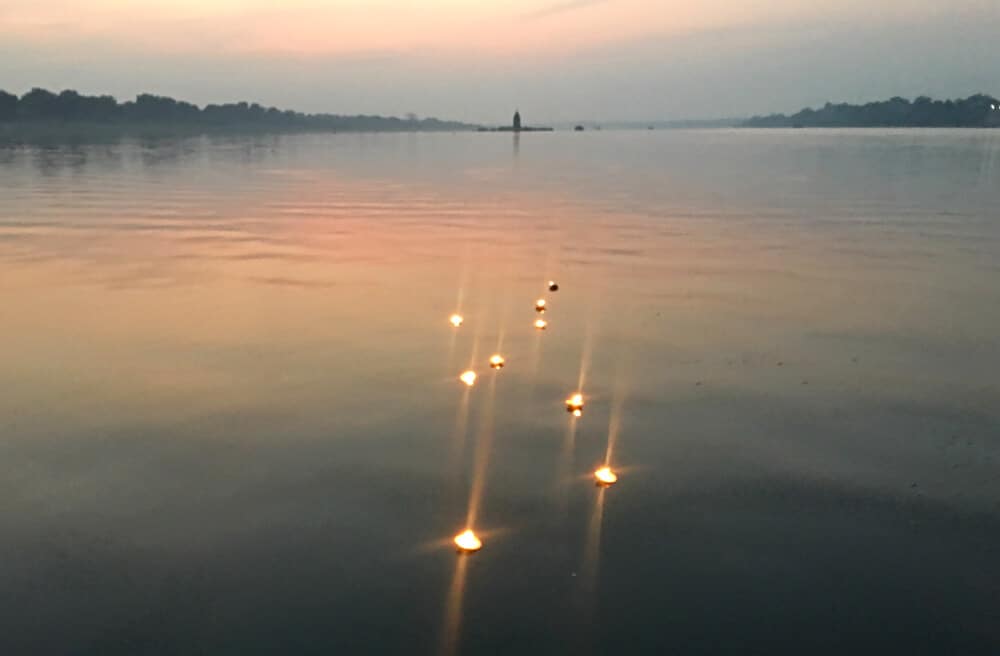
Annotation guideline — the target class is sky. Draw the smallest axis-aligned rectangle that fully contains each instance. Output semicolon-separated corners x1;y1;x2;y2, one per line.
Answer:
1;0;998;123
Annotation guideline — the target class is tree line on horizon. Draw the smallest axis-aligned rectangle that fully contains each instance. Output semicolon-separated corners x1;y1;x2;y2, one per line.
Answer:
0;87;476;132
744;94;1000;128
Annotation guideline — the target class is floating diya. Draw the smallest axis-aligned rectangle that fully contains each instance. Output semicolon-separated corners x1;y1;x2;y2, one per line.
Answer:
454;529;483;553
548;281;559;292
566;393;585;415
534;319;548;330
489;354;505;369
460;370;477;386
535;299;547;313
594;467;618;486
450;314;464;328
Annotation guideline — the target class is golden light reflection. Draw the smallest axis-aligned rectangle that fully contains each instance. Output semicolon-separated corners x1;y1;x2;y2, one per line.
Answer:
553;413;578;515
465;373;497;533
454;529;482;552
535;298;547;313
594;466;618;486
459;370;477;386
450;314;464;328
439;552;469;656
534;318;548;330
576;323;594;399
605;365;627;475
578;487;607;621
448;385;473;480
489;354;505;369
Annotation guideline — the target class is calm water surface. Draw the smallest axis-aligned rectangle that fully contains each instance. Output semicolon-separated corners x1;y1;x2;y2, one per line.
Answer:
2;130;999;654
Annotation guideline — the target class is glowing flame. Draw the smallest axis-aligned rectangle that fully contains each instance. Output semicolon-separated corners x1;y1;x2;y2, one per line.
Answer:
573;409;582;417
454;529;482;552
566;393;585;414
595;467;618;485
489;354;505;369
535;299;547;313
534;319;548;330
460;371;477;386
450;314;464;328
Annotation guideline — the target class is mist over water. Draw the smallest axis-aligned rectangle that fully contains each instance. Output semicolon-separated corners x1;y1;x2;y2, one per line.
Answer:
2;130;999;654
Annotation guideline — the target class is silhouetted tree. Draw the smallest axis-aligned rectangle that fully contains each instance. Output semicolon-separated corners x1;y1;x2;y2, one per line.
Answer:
745;94;1000;128
0;90;16;121
18;88;60;119
0;86;478;133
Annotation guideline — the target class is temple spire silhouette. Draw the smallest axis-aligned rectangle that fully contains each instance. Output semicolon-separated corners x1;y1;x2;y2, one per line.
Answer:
478;109;550;132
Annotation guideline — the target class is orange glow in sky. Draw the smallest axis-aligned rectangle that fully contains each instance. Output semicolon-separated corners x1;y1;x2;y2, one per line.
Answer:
1;0;951;58
2;0;983;122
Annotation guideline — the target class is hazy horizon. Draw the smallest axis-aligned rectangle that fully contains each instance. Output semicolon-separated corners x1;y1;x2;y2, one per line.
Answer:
2;0;999;124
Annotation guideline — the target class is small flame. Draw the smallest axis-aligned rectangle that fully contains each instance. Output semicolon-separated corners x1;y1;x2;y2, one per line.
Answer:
450;314;464;328
566;393;585;413
460;371;477;386
595;467;618;485
548;281;559;292
535;299;547;313
534;319;548;330
454;529;482;552
489;354;505;369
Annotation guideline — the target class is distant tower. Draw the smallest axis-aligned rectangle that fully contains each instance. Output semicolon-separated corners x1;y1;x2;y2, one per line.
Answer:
513;110;522;131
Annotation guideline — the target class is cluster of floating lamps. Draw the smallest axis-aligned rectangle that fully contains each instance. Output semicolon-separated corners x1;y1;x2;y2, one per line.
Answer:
449;279;617;553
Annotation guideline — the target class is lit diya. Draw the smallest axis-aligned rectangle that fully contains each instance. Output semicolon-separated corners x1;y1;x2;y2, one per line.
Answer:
459;370;477;386
594;467;618;486
566;393;584;415
450;314;464;328
489;354;505;369
534;319;548;330
535;299;547;313
454;529;482;553
548;281;559;292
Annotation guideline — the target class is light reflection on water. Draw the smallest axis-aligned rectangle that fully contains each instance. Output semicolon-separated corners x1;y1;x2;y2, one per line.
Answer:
2;130;1000;654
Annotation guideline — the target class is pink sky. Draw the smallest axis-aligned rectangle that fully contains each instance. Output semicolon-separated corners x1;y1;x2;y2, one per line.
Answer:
1;0;956;57
2;0;997;121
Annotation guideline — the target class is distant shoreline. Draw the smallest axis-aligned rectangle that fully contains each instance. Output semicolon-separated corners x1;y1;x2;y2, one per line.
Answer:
744;94;1000;128
0;120;479;144
6;122;1000;145
0;87;480;143
477;126;554;133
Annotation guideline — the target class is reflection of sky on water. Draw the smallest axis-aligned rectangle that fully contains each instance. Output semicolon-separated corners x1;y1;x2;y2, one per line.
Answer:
1;130;999;654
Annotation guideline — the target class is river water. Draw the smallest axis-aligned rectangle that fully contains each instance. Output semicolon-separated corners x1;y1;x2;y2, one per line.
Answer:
1;129;999;654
